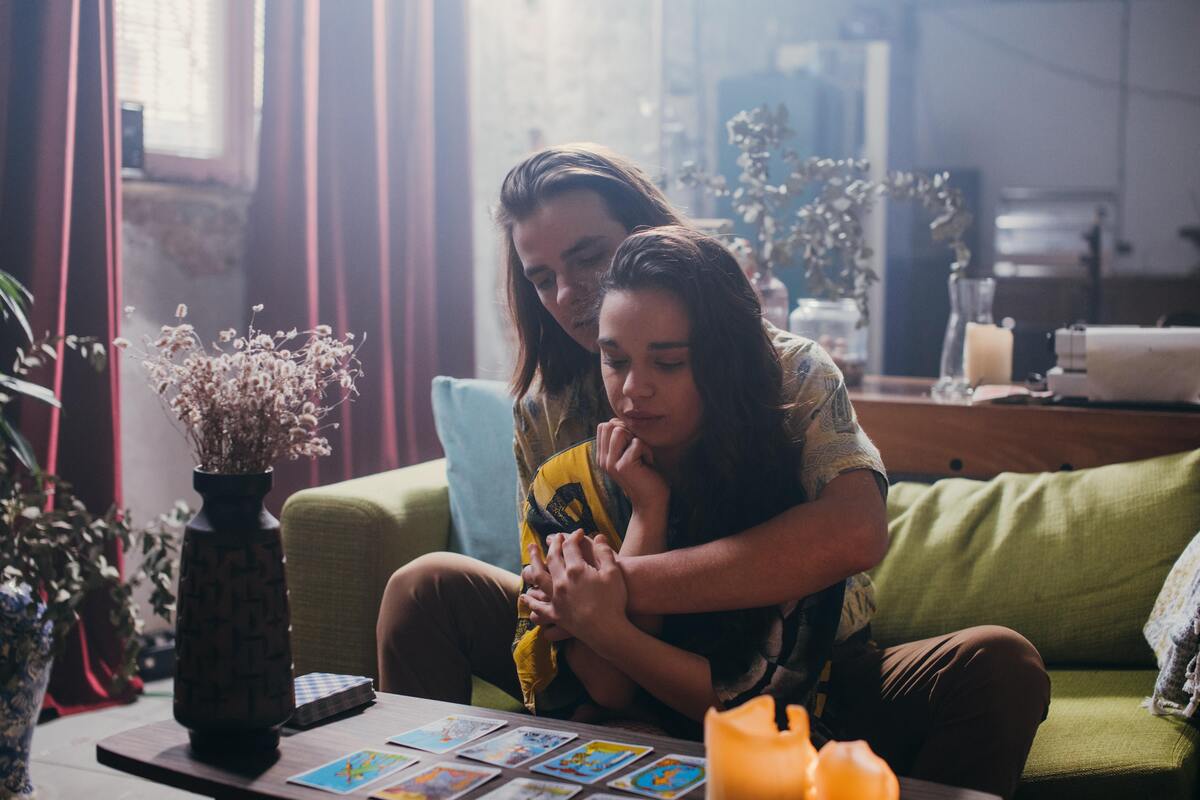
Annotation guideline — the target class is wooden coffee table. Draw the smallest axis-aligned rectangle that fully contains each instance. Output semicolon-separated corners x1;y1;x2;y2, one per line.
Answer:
97;692;1000;799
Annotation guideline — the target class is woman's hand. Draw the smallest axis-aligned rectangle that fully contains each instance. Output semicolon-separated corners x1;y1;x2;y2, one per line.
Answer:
523;531;628;646
596;419;669;515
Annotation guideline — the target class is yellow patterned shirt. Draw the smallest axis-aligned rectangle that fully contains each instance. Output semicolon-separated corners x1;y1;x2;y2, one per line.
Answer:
512;324;887;647
512;439;846;724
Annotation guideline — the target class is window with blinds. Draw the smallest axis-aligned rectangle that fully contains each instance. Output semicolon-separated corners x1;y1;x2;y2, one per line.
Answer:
115;0;261;185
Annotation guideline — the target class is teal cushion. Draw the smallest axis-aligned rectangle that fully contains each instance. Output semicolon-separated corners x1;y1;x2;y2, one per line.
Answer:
430;377;519;572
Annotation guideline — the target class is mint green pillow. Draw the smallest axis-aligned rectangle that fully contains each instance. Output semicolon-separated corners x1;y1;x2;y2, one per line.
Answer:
871;449;1200;667
430;376;520;573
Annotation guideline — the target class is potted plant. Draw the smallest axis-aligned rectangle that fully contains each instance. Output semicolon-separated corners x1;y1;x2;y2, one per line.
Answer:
116;304;362;753
0;274;183;800
680;104;974;384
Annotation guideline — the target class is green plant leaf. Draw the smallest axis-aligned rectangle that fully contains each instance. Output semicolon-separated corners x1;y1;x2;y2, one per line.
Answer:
0;270;33;344
0;373;60;407
0;416;39;471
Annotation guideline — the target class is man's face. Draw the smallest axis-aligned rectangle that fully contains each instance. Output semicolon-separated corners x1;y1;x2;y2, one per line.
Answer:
512;189;628;353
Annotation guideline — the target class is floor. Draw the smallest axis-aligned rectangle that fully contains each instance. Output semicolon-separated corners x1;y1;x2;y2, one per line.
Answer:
30;679;201;799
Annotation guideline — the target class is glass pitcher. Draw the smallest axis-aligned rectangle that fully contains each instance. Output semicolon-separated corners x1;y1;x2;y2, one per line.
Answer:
932;274;995;403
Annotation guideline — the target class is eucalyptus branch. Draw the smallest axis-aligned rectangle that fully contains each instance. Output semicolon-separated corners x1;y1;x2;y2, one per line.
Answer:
679;103;974;326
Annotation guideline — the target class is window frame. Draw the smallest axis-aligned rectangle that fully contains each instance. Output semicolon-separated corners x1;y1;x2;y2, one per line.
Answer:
122;0;258;188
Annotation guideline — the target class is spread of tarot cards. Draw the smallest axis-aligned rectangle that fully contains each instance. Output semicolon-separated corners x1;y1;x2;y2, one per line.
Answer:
387;714;508;754
285;749;420;795
456;726;579;768
285;712;707;799
528;739;653;784
370;762;501;799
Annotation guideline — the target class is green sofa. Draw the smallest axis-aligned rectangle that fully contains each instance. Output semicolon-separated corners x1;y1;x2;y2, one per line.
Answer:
281;381;1200;800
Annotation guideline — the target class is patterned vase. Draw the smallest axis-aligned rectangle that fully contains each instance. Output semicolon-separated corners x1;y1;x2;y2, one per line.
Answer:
0;585;53;800
173;469;295;754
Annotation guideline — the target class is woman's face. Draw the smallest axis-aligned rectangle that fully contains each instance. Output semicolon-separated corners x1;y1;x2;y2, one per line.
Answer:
512;189;628;353
599;288;704;462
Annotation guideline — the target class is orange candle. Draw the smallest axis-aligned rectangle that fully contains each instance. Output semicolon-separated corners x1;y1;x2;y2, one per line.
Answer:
807;740;899;800
704;695;816;800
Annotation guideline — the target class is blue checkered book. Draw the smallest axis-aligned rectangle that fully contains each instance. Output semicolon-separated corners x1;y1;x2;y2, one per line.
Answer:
290;672;375;727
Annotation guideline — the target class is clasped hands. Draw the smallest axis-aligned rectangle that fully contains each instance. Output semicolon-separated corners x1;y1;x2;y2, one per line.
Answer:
523;419;668;644
522;530;626;644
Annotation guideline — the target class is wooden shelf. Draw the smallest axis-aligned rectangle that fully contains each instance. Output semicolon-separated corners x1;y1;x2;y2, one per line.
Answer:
850;376;1200;479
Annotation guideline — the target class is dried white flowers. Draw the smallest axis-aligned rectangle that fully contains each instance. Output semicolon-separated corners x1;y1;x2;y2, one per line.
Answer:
121;304;362;474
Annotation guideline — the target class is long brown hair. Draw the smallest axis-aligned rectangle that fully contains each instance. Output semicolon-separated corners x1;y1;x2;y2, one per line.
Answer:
599;225;804;684
497;144;684;397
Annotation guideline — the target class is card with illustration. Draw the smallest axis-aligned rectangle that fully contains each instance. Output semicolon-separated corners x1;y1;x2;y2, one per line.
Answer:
476;777;583;799
370;763;501;800
387;714;507;754
286;748;420;795
457;726;578;768
529;739;653;784
606;754;707;799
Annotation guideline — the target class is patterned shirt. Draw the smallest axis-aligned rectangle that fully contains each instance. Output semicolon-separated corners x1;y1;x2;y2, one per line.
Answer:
512;324;888;644
512;439;846;732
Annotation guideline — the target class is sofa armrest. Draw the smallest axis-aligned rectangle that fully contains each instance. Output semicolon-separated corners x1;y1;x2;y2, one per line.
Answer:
281;458;451;683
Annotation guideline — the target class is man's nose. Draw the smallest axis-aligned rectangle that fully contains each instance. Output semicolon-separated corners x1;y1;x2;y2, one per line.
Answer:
557;278;580;308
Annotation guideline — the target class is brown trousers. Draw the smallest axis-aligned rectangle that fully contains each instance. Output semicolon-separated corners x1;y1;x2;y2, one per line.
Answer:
377;552;1050;800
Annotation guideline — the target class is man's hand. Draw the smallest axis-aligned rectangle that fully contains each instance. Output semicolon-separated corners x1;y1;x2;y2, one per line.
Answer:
523;531;628;646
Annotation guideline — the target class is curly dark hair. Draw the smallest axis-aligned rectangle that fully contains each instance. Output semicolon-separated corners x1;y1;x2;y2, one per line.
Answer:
497;144;684;398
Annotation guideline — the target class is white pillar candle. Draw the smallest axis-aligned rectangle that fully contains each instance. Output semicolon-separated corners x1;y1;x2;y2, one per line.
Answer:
964;322;1014;386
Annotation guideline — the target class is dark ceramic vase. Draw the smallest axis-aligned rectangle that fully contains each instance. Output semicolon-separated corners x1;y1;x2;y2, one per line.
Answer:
173;469;295;754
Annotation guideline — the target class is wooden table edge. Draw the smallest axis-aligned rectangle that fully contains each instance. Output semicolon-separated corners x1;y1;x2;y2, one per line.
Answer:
94;692;1000;800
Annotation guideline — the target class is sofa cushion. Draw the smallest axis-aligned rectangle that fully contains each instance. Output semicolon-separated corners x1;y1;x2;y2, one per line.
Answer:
430;376;520;573
871;448;1200;666
1017;670;1200;800
470;676;525;714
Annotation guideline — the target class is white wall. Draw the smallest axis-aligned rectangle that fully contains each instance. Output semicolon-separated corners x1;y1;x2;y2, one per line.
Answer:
914;0;1200;275
468;0;1200;376
468;0;664;381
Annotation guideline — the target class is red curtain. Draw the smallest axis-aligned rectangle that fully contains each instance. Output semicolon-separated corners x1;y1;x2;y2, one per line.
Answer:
248;0;474;507
0;0;131;716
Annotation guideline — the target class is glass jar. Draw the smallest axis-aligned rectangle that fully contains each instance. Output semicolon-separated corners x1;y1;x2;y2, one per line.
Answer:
755;267;790;331
789;298;867;386
932;274;996;403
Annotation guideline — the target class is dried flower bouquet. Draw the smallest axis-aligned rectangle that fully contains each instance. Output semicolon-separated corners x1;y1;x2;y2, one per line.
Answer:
116;304;362;475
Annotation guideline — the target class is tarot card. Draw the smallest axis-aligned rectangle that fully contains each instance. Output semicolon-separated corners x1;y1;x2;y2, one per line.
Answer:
456;726;578;768
529;739;653;784
476;777;583;799
606;754;707;799
387;714;507;754
370;763;501;800
286;748;420;795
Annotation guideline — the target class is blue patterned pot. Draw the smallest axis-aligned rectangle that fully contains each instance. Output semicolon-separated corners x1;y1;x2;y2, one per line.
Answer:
0;584;53;800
